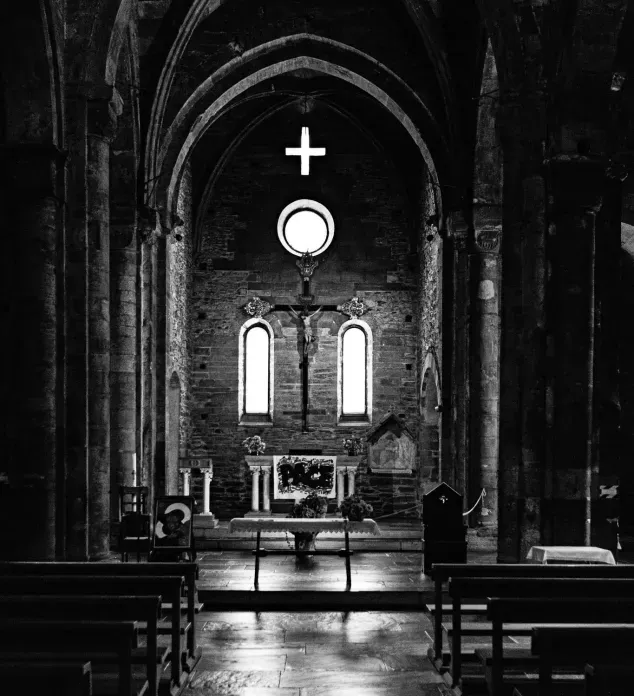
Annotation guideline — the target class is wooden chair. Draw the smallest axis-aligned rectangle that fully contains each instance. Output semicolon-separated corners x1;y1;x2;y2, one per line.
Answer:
118;486;150;562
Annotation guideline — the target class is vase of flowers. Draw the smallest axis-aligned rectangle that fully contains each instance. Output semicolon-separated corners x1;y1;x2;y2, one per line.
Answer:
342;436;364;456
338;493;373;522
242;435;266;456
288;492;328;556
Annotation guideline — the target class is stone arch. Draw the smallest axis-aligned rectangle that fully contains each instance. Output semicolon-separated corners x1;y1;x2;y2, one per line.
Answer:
158;52;446;224
165;372;182;495
420;350;442;488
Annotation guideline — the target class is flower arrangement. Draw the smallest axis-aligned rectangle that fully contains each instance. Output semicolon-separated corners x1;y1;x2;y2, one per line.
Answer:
338;494;373;521
342;436;364;456
288;492;328;519
242;435;266;455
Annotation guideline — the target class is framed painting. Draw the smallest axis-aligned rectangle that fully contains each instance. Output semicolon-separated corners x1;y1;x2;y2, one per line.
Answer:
150;495;195;554
273;455;336;499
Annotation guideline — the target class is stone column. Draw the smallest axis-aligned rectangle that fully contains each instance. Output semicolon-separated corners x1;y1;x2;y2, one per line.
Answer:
346;467;356;497
261;465;272;513
469;208;502;537
201;469;214;516
496;90;548;561
0;144;64;560
86;94;121;559
548;156;604;546
448;213;471;498
109;156;139;526
251;469;261;513
139;211;158;514
337;469;346;506
245;456;273;516
180;469;191;496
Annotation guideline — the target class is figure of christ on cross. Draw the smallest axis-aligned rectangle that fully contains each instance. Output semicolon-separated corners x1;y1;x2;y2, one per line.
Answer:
287;305;323;356
285;302;339;432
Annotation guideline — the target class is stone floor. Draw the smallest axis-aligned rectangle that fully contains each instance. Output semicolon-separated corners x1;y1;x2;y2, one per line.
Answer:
187;549;497;696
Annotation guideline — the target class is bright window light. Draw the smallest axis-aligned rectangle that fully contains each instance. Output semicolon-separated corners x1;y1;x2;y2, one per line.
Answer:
245;326;269;413
342;327;366;414
277;199;335;256
284;210;328;255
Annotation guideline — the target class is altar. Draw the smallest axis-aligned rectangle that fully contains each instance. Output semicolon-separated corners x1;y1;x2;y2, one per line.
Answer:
244;454;362;515
228;517;381;589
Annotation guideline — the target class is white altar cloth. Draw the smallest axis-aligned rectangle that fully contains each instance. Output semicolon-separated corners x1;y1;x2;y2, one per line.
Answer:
526;545;616;565
228;518;381;535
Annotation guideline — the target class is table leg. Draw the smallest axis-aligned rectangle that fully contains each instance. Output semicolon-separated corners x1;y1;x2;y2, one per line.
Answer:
345;532;351;591
254;531;261;590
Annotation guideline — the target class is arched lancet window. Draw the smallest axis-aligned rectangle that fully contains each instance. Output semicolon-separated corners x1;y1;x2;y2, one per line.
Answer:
337;320;372;424
238;318;274;423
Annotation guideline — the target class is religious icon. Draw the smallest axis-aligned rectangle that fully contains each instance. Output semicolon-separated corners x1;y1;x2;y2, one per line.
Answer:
151;496;195;550
288;305;323;355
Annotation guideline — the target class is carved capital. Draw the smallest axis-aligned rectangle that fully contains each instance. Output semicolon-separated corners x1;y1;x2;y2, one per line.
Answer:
87;96;120;142
138;207;160;245
243;296;272;318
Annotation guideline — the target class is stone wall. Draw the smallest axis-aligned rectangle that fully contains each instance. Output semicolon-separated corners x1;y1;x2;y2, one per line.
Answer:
186;105;424;518
165;164;194;493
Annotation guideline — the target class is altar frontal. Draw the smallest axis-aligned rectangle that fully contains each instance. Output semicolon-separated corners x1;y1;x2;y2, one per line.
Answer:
273;455;336;499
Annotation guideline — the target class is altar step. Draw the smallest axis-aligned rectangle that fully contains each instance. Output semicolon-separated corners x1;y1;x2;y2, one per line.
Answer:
193;517;423;552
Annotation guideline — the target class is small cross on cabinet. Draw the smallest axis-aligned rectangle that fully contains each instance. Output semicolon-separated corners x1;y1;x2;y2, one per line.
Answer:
285;126;325;175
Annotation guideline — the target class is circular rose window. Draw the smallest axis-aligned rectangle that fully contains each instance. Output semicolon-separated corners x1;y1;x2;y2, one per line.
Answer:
277;199;335;256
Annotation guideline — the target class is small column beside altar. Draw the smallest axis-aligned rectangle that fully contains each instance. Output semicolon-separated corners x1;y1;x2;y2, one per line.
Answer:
336;455;362;504
178;457;218;526
245;455;274;517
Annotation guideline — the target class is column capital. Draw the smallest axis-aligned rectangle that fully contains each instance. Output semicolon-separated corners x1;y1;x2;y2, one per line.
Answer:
446;210;472;250
472;203;502;254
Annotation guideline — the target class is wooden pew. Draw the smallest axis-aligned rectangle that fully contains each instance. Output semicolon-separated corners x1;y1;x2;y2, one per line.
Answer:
429;563;634;669
532;625;634;696
0;619;138;696
0;574;186;690
447;576;634;689
0;595;162;696
0;660;92;696
0;561;200;670
584;662;634;696
485;597;634;696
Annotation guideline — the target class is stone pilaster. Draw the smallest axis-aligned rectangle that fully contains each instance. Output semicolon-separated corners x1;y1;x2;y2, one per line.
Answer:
496;89;548;561
447;212;470;501
0;143;64;559
469;205;502;542
109;159;139;527
86;95;118;559
547;156;605;546
139;210;159;515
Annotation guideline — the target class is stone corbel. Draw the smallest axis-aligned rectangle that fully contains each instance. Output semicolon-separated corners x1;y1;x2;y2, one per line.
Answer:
138;206;161;246
243;296;272;318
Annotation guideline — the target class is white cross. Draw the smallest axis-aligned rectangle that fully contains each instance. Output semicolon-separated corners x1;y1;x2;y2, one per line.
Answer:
285;126;325;175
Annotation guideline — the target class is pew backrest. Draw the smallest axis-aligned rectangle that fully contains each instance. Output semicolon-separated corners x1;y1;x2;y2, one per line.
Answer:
430;563;634;665
0;575;184;688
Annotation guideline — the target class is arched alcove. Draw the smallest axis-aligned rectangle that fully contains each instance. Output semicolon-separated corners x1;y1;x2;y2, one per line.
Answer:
419;351;442;491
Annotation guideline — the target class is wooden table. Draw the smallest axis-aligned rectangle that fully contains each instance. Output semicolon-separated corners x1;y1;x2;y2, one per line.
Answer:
228;518;381;590
526;545;616;564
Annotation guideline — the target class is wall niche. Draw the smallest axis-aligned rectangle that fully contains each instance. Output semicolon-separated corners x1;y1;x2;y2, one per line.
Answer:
366;413;416;474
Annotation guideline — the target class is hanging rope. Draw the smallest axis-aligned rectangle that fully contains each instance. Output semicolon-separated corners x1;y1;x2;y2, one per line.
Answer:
462;488;486;517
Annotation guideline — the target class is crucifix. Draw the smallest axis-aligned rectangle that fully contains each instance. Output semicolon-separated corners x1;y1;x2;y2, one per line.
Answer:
285;126;326;175
243;285;369;433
